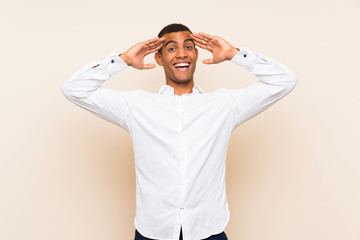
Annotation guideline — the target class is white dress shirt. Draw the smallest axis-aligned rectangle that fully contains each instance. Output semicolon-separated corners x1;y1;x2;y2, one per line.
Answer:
62;48;297;240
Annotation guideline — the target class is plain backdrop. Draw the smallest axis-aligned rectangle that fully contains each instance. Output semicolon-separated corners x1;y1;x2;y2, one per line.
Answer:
1;0;359;239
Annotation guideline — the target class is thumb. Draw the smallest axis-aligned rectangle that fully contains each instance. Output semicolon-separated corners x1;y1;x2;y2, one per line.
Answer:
202;59;215;64
142;63;156;69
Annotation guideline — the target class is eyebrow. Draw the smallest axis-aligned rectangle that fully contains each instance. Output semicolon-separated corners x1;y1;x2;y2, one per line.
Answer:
164;39;194;47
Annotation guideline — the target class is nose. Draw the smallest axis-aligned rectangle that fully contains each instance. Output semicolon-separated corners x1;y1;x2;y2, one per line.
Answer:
176;48;187;59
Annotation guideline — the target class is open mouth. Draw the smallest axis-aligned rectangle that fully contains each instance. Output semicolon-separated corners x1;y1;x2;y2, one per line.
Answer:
173;62;190;71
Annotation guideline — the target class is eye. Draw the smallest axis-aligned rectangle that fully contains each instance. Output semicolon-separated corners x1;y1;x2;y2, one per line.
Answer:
185;45;193;50
168;47;176;52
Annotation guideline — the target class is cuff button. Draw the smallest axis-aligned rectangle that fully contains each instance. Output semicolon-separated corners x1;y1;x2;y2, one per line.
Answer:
243;54;247;58
111;59;115;63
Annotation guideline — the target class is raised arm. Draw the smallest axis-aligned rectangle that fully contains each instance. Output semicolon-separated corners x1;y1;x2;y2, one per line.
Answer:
191;32;298;130
62;37;165;132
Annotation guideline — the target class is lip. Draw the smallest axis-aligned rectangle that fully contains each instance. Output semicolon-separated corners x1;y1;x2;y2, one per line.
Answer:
173;62;191;72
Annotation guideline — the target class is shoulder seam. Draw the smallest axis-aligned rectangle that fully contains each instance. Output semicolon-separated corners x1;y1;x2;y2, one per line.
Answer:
220;88;239;119
123;89;141;122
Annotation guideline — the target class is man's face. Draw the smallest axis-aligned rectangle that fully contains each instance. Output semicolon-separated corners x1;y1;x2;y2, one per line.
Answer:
155;31;198;85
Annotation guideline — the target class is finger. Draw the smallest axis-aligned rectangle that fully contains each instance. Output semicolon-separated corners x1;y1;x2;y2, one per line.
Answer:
202;58;215;64
148;36;166;45
191;33;210;43
147;42;164;54
154;42;164;50
143;37;162;45
192;36;209;46
193;40;207;49
147;37;165;48
142;37;164;50
145;42;164;54
198;32;215;40
147;41;163;51
194;33;218;49
143;41;164;55
151;40;164;50
193;39;210;50
142;63;156;69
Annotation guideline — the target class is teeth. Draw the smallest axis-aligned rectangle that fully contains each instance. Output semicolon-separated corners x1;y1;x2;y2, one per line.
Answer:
174;62;190;67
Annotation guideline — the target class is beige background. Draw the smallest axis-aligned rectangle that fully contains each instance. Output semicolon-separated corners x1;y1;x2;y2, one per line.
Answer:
1;0;359;239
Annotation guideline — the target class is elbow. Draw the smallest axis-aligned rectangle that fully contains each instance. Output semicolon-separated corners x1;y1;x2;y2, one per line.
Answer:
289;73;298;91
283;72;298;93
275;73;298;97
61;79;93;104
61;81;71;99
61;81;78;101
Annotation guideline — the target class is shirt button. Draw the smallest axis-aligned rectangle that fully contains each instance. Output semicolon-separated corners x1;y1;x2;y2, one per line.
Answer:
243;54;247;58
111;59;114;63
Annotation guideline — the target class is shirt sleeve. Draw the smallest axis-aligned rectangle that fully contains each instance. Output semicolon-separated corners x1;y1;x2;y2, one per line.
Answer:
222;48;298;131
61;51;140;132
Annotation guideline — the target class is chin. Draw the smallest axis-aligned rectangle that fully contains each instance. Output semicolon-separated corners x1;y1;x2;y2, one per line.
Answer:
173;73;195;84
172;78;193;84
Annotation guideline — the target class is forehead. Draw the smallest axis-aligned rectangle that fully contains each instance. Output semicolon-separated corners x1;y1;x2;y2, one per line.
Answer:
163;31;192;44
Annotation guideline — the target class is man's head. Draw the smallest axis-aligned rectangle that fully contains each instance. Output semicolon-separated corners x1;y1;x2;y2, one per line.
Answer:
155;23;198;85
157;23;192;54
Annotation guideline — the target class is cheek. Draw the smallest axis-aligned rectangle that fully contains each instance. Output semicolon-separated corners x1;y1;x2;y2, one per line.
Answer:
163;57;174;68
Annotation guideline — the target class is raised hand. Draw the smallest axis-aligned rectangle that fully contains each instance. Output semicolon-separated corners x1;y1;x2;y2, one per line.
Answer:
120;37;166;70
191;32;239;64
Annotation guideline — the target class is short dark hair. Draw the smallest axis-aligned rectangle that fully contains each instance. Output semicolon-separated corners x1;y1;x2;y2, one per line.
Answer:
157;23;192;54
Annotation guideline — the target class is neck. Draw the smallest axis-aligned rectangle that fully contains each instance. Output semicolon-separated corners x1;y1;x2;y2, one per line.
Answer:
166;80;195;96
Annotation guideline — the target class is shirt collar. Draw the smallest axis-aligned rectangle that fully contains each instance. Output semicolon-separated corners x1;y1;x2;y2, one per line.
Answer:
158;84;205;96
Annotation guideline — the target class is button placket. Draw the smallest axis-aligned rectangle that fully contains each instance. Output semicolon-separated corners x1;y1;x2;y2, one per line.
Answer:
178;98;187;212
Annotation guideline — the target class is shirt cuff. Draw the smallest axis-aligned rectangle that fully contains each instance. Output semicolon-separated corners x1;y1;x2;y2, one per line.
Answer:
230;48;258;70
101;51;129;76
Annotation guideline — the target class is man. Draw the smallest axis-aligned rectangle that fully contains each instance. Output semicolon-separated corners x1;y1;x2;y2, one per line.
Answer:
62;23;297;240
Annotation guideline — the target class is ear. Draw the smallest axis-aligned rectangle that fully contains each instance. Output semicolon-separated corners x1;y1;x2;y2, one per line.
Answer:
155;52;163;66
195;47;198;61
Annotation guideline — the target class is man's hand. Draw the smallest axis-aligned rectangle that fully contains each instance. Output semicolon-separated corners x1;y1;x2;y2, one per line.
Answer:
191;32;239;64
120;37;165;70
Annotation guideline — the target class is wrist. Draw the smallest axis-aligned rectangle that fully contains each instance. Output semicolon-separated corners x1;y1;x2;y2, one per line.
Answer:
227;47;240;61
120;53;131;66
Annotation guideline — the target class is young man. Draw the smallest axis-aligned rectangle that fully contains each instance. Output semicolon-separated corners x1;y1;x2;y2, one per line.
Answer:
62;23;297;240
